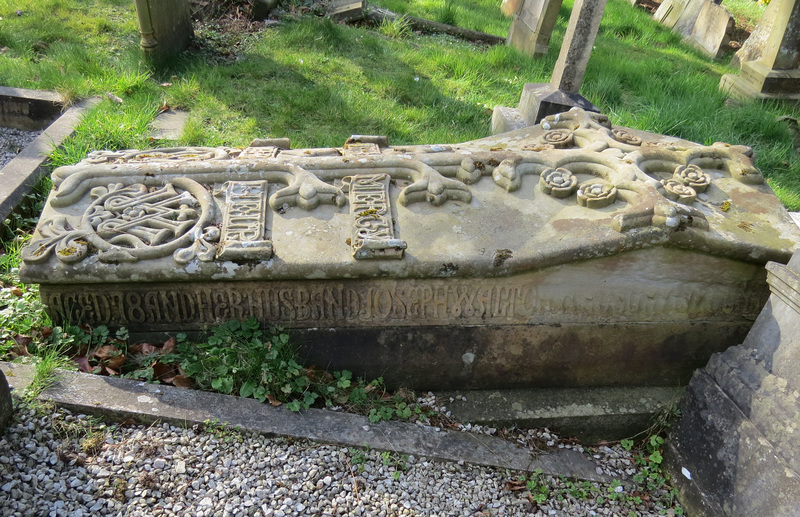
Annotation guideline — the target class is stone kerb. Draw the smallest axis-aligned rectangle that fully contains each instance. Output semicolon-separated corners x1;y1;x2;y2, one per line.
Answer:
19;108;800;391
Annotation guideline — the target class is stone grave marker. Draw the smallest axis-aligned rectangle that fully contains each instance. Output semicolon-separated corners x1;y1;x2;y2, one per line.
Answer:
721;0;800;100
506;0;564;57
655;0;734;58
134;0;193;61
20;108;800;391
492;0;606;133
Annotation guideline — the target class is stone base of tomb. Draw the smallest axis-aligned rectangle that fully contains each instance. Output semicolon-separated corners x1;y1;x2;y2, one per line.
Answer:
720;61;800;101
492;83;600;133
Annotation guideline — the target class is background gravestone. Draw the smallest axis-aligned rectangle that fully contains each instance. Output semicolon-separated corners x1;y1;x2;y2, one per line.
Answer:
506;0;564;57
0;370;12;433
492;0;605;133
134;0;193;61
720;0;800;100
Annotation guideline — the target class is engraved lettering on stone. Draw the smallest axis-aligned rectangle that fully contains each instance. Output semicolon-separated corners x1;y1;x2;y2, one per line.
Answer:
218;180;273;261
343;174;407;260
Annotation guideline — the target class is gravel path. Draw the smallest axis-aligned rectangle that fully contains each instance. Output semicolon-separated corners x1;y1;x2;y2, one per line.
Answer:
0;399;683;517
0;127;42;169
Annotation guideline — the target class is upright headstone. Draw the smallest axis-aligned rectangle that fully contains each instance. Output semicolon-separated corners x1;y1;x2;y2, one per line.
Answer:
492;0;605;133
507;0;564;57
667;251;800;516
655;0;733;58
134;0;193;62
0;369;12;433
720;0;800;100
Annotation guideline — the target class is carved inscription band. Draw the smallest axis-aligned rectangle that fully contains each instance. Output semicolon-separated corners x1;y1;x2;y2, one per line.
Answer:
40;277;765;329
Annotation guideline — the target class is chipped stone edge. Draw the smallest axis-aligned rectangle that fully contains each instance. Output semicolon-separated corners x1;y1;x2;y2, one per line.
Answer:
0;361;613;484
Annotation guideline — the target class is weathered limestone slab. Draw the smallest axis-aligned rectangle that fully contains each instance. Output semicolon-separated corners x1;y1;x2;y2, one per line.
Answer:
134;0;193;61
326;0;366;22
506;0;564;57
731;0;779;68
666;251;800;516
20;109;800;390
721;0;800;100
493;0;604;132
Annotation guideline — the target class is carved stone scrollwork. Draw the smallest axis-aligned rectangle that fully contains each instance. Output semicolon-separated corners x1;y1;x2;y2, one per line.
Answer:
673;164;711;193
660;179;697;204
84;147;230;164
22;178;215;265
539;168;578;198
577;182;617;208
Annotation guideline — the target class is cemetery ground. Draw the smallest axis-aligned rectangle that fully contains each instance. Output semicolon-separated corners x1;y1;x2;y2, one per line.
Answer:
0;0;798;514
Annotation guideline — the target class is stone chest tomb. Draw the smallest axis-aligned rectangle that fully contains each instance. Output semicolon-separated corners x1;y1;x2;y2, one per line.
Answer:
20;109;800;390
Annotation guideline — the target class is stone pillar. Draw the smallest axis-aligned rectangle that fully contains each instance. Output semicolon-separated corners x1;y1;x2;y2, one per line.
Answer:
492;0;605;133
0;369;12;433
720;0;800;100
506;0;564;57
666;251;800;516
134;0;193;62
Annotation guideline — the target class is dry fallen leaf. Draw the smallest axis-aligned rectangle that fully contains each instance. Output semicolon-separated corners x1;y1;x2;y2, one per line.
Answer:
266;394;283;407
161;337;177;354
172;375;193;388
10;287;23;297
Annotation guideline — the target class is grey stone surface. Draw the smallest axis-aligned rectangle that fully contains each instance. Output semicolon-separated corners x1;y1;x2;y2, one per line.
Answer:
0;361;613;483
0;369;12;434
0;96;100;224
506;0;564;57
134;0;193;61
731;0;778;68
19;108;800;391
720;0;800;100
653;0;692;29
437;386;682;443
667;251;800;516
149;109;189;141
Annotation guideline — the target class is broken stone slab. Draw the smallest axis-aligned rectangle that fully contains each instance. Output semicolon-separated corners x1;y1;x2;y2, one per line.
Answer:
0;362;614;483
149;109;189;141
19;108;800;391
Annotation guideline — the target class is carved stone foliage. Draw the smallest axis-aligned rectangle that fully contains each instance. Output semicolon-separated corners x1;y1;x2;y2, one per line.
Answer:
25;108;771;267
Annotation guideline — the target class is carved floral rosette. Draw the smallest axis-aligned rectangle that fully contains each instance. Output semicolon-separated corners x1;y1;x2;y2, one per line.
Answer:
540;129;574;149
660;179;697;204
577;182;617;209
611;128;642;146
539;168;578;198
673;164;711;193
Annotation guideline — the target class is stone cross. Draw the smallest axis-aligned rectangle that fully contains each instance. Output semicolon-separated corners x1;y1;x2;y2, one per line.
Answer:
720;0;800;99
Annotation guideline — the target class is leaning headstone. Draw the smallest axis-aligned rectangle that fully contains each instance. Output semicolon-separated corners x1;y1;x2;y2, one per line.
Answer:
721;0;800;100
326;0;366;22
19;108;800;392
506;0;564;57
0;369;12;433
730;0;778;68
134;0;193;61
688;1;733;58
666;251;800;516
493;0;606;133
